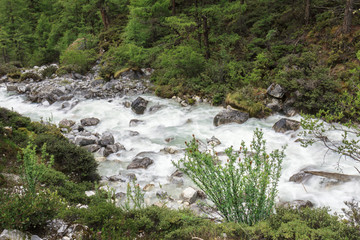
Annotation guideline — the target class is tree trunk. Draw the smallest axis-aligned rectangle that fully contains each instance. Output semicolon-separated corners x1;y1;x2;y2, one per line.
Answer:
304;0;310;25
100;7;110;29
202;16;210;59
343;0;354;34
172;0;175;15
195;0;202;49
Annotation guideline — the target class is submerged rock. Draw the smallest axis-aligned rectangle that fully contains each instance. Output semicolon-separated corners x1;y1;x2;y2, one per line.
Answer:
213;109;249;126
131;97;148;114
127;157;154;169
129;119;145;127
273;118;300;133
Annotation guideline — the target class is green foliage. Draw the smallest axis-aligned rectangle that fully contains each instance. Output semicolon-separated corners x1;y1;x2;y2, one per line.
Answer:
247;207;360;239
174;129;286;225
60;48;97;74
41;65;58;78
275;52;340;113
39;166;92;204
18;142;54;195
34;133;99;182
120;181;145;211
0;63;19;77
0;189;65;232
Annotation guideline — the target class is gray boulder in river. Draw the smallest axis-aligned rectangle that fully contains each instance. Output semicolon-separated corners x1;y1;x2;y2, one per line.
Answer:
80;117;100;126
213;109;249;126
127;157;154;169
131;97;148;114
273;118;300;133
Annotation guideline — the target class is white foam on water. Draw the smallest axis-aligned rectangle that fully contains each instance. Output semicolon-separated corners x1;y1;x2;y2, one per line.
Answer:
1;86;359;213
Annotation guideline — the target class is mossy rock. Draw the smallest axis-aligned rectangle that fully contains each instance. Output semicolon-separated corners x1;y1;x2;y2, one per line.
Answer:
0;64;19;77
41;65;58;78
155;85;175;98
99;64;115;81
56;66;72;76
226;87;271;118
114;68;131;79
20;72;42;82
7;72;21;80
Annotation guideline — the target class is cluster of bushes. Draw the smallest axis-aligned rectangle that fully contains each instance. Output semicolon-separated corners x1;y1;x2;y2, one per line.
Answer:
0;108;99;182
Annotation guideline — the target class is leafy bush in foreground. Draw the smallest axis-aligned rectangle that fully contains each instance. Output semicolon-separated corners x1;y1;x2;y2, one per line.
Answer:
174;129;285;225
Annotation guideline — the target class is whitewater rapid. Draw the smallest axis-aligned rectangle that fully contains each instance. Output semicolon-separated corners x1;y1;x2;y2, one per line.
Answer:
1;86;359;213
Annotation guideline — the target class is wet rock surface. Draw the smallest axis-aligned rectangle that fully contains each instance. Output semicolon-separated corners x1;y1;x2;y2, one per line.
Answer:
131;97;149;114
213;109;249;126
273;118;300;133
127;157;154;169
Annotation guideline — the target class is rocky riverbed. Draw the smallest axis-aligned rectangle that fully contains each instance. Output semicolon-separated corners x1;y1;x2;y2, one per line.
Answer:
1;64;360;216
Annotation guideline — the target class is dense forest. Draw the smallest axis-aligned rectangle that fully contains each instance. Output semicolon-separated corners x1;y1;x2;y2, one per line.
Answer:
1;0;360;117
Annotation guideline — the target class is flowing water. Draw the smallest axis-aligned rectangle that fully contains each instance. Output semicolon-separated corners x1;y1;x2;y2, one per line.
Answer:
1;85;359;213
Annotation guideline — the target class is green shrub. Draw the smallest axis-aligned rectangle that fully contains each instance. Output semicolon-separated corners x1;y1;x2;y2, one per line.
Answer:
60;49;97;74
39;166;92;204
41;65;58;78
18;142;54;195
247;207;360;239
275;52;340;113
0;63;19;77
34;134;99;182
155;85;175;98
174;129;285;225
0;189;65;232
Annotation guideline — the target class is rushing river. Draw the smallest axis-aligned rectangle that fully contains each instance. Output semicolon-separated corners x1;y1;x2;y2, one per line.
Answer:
1;85;359;214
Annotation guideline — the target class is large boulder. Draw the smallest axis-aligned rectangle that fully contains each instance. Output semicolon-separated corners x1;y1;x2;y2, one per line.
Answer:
267;83;286;99
127;157;154;169
99;131;115;146
104;143;125;157
180;187;198;204
213;109;249;126
75;136;98;146
80;117;100;126
59;119;75;128
131;97;148;114
273;118;300;133
82;144;101;153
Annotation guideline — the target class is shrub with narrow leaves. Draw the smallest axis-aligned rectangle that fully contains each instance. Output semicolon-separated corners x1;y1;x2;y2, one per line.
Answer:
174;129;286;225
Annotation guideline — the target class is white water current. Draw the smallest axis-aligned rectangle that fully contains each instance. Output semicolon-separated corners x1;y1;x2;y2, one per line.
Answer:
1;85;359;214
